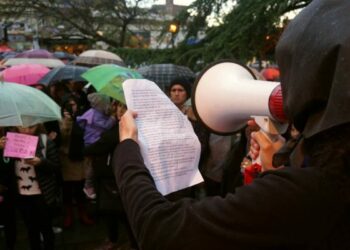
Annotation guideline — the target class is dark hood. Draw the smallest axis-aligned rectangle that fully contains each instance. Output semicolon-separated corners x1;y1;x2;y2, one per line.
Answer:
276;0;350;138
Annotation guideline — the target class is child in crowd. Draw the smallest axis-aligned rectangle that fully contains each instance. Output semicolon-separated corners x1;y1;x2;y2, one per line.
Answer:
77;93;116;199
3;124;60;250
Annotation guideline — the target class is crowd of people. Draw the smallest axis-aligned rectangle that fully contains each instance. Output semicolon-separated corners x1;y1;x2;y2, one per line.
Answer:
1;0;350;249
0;60;278;249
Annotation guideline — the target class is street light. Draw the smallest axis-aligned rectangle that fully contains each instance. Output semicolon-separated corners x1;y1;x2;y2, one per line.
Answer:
168;20;179;48
168;23;179;33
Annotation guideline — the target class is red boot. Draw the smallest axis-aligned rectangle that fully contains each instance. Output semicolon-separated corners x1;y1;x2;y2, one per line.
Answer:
78;204;94;225
63;205;73;228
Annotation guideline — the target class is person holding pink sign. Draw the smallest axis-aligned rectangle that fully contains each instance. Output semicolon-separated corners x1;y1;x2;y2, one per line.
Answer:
1;124;61;250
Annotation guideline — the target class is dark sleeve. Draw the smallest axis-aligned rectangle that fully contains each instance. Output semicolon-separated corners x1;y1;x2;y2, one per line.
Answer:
44;120;62;148
36;139;60;175
113;140;343;250
0;150;12;191
84;126;119;156
191;120;210;166
0;150;6;187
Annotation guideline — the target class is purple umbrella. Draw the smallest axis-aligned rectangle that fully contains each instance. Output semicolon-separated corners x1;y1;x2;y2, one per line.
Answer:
15;49;55;59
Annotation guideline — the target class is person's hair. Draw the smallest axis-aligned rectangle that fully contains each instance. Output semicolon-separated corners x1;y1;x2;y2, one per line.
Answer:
303;123;350;201
60;93;82;118
14;123;47;136
34;123;47;135
168;77;193;97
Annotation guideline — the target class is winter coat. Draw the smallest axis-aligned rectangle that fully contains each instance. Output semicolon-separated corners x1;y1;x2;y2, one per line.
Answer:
1;135;61;206
34;135;61;205
77;108;116;146
59;118;85;181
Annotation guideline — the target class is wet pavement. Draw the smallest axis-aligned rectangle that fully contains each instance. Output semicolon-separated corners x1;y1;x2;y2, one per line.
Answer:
0;202;133;250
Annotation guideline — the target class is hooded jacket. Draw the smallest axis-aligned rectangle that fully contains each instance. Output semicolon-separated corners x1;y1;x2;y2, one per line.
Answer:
276;0;350;138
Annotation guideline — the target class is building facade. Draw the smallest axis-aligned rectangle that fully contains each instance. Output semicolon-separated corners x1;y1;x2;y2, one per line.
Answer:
0;0;187;52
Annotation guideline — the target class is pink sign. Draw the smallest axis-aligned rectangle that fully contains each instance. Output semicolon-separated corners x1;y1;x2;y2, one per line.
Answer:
4;132;39;159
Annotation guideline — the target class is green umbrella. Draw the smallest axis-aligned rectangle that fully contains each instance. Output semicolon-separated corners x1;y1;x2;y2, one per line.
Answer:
81;64;143;104
0;82;62;127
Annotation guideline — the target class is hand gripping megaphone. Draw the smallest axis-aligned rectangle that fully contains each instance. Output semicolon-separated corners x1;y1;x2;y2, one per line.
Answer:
191;60;288;136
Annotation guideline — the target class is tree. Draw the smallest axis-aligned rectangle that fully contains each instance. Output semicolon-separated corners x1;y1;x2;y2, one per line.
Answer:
174;0;311;70
0;0;154;47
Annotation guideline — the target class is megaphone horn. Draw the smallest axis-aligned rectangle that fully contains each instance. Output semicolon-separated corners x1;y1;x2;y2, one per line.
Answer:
192;60;287;135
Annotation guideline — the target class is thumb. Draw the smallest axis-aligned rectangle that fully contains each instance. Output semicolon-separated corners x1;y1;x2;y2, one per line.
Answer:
251;131;272;150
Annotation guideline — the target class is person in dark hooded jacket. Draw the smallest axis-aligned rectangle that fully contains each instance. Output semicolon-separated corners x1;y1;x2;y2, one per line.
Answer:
111;1;350;249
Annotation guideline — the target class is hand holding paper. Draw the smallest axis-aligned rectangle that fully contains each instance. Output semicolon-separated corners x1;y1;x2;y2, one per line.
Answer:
122;79;203;195
0;136;6;149
24;157;42;166
119;110;138;143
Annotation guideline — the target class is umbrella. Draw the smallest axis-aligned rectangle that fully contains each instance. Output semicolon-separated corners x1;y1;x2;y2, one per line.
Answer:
137;64;195;91
0;82;62;127
15;49;55;59
81;64;142;103
53;51;76;63
0;45;13;52
260;67;280;81
4;58;65;68
39;65;89;85
1;64;50;86
0;51;17;60
72;50;124;67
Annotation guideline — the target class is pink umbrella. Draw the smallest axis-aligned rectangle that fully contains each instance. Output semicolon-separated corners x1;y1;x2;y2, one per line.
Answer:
1;64;51;86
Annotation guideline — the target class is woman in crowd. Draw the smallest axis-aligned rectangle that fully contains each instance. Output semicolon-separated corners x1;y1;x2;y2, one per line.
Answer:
1;124;60;250
59;94;94;228
84;101;137;250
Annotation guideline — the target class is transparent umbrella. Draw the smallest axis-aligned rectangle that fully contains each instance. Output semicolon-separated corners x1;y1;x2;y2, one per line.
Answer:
73;50;124;67
0;82;62;127
4;58;65;68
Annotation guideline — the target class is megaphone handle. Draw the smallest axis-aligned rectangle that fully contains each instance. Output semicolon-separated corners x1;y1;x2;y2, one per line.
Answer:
251;130;280;168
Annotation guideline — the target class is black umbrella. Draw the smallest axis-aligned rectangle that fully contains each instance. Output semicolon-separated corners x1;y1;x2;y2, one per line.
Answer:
53;51;76;62
38;65;89;85
137;64;195;91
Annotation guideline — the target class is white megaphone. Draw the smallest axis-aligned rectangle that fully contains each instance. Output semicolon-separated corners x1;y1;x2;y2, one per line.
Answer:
192;60;288;136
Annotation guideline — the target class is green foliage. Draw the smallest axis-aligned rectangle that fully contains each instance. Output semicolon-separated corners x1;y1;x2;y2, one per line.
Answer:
174;0;311;65
112;46;208;72
98;1;313;72
112;48;176;69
